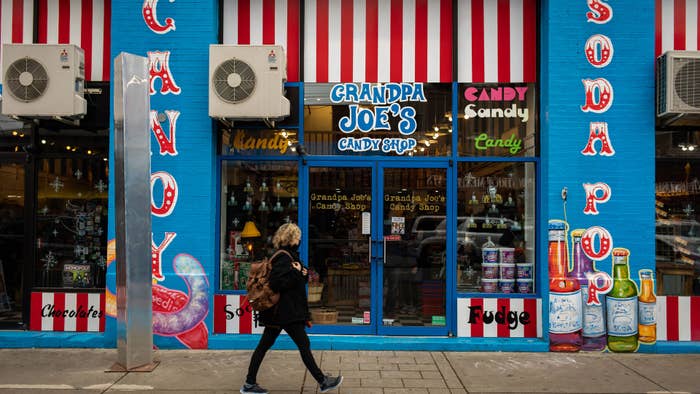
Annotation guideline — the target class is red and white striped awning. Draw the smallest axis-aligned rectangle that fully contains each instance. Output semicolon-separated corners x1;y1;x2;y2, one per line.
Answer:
222;0;301;82
457;0;537;83
304;0;453;83
656;0;700;56
36;0;111;81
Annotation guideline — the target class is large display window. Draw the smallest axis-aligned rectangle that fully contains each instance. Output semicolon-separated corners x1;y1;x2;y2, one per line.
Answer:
456;162;536;294
219;161;299;291
656;130;700;295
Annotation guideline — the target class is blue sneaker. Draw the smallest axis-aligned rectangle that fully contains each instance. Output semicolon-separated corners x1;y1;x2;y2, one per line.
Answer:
319;375;343;393
240;382;268;394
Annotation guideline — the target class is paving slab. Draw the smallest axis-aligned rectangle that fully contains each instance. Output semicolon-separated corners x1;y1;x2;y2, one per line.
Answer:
0;349;122;390
116;350;305;392
444;352;667;393
610;353;700;394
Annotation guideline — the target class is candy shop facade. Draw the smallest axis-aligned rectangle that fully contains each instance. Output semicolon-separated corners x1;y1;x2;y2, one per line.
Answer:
1;0;699;353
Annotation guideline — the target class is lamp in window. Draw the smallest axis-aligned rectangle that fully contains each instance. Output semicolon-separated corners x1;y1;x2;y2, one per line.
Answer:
241;221;261;258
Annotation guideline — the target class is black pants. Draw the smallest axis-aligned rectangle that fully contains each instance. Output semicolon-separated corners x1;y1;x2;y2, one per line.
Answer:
246;322;325;385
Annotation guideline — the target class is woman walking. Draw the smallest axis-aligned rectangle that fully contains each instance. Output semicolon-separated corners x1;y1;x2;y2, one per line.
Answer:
241;223;342;394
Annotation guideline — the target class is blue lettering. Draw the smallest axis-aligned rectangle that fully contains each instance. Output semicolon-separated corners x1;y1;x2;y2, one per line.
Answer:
374;106;391;130
345;83;358;102
401;84;413;102
371;84;385;105
398;106;417;135
330;84;345;103
386;83;402;103
411;83;427;102
357;107;374;132
359;83;373;102
339;105;358;133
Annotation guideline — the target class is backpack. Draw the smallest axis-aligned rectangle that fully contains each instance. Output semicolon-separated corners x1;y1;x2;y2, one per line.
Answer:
245;250;290;311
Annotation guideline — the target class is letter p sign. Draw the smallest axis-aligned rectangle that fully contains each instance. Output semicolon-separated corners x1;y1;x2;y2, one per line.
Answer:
583;182;611;215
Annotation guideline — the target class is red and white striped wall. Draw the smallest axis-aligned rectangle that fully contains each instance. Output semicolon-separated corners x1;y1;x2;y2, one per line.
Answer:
656;0;700;56
0;0;33;67
222;0;301;82
457;298;542;338
30;292;105;332
36;0;111;81
304;0;452;83
457;0;537;83
657;296;700;341
213;294;264;334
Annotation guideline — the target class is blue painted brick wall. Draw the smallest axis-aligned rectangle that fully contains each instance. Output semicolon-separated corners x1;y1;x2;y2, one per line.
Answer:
107;0;218;348
541;0;656;281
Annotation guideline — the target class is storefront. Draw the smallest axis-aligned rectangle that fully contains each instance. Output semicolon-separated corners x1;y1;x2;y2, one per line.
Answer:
0;0;699;353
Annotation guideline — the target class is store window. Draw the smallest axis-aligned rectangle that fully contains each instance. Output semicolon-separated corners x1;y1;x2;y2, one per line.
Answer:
456;163;536;294
458;83;537;157
304;83;452;156
35;154;109;289
656;130;700;295
220;161;298;291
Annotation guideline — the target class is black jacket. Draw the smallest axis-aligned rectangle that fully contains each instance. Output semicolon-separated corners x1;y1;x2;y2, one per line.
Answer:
258;246;310;327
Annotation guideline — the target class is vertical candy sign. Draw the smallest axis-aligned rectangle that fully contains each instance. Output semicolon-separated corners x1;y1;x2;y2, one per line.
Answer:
107;0;217;349
545;0;655;353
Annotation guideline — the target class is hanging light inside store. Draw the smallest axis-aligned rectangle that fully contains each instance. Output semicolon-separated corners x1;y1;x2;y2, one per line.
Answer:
241;221;261;238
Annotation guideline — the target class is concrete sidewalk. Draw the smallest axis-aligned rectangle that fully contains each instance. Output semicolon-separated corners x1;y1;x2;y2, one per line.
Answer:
0;348;698;393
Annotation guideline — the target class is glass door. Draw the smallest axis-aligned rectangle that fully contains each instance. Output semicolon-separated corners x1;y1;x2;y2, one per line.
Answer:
0;158;26;327
307;163;374;334
378;164;449;335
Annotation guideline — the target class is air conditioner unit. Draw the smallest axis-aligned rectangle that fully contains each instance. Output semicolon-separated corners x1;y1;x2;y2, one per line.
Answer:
657;51;700;118
209;45;290;120
1;44;87;118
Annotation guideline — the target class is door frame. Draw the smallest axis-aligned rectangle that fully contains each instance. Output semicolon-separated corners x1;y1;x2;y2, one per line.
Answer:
303;159;376;335
302;158;454;336
0;152;33;329
375;160;452;336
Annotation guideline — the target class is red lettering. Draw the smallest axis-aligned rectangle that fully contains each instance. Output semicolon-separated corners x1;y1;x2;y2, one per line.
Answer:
581;122;615;156
581;78;613;113
581;226;613;261
148;51;182;95
586;0;613;24
150;110;180;156
152;232;177;281
151;172;178;217
142;0;175;34
583;182;611;215
585;34;613;68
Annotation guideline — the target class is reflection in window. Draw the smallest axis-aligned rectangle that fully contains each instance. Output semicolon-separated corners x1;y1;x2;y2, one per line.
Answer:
656;130;700;295
456;162;536;294
220;128;298;157
303;83;452;156
458;83;537;157
220;161;298;291
35;158;109;289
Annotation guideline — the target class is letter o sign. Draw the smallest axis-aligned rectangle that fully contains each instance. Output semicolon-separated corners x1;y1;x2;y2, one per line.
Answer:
581;226;613;261
585;34;614;68
151;171;178;217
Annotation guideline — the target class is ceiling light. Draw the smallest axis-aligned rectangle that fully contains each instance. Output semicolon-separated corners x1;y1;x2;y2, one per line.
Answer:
433;125;439;132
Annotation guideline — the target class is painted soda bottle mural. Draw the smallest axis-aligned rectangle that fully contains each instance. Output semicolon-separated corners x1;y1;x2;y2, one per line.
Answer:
548;221;582;352
606;248;639;352
570;229;606;351
638;269;657;344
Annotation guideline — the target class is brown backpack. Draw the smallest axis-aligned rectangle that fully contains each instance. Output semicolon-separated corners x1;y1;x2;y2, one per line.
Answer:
245;250;290;311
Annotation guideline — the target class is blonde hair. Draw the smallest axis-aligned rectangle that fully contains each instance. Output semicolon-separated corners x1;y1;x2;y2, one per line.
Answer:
272;223;301;248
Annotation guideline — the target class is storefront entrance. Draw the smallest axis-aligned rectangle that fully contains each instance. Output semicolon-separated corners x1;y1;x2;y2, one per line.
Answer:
307;161;450;335
0;157;27;328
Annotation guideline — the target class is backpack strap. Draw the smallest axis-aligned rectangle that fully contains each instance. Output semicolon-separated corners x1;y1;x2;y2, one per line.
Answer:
269;249;292;263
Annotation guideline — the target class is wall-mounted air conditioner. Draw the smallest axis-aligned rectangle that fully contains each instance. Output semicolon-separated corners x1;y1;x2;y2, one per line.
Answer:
209;45;290;120
657;51;700;118
1;44;86;118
